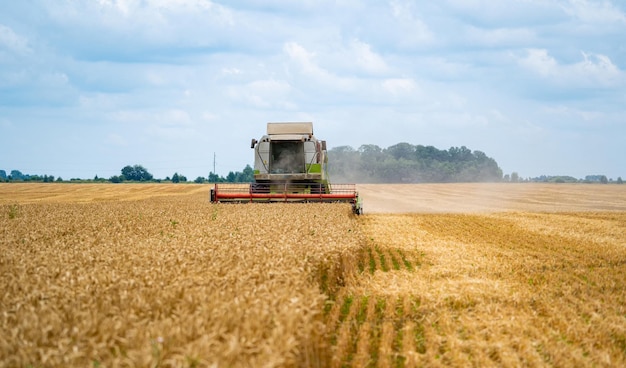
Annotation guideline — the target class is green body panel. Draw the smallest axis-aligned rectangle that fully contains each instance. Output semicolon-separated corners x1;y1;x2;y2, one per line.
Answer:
306;163;322;173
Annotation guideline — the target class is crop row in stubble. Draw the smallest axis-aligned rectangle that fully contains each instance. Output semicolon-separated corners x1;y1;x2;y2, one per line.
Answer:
325;212;626;367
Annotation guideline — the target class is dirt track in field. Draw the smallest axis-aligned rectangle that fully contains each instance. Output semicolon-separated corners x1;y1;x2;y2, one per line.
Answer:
357;183;626;213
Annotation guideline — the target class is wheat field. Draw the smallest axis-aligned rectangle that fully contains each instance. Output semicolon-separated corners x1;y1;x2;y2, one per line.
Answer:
1;183;625;367
328;211;626;367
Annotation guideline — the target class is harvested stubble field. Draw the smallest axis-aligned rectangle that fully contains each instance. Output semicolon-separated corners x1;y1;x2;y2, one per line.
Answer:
1;183;625;367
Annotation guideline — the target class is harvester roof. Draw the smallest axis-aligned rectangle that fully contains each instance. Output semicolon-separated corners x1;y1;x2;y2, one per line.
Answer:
267;122;313;135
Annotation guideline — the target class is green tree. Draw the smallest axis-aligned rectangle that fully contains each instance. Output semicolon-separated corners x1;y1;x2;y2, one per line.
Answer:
415;145;446;162
208;172;223;183
328;146;360;182
329;142;504;183
386;142;415;160
226;171;236;182
10;170;24;181
109;175;122;183
121;165;153;181
448;146;473;162
358;144;383;158
240;165;254;182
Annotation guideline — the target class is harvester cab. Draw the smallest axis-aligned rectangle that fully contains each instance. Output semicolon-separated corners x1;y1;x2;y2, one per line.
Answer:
211;122;362;214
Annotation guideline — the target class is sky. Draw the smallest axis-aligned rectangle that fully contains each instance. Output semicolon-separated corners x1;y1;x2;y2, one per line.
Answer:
1;0;625;181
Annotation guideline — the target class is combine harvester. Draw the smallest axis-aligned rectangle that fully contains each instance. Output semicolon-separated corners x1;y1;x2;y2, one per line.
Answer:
211;122;363;214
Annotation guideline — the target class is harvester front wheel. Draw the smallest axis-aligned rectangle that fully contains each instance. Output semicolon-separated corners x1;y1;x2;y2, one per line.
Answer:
352;196;363;215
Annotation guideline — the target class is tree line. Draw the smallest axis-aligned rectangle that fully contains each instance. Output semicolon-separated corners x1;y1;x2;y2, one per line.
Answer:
0;170;59;182
0;165;254;184
2;149;622;184
525;175;623;184
108;164;255;183
327;143;504;183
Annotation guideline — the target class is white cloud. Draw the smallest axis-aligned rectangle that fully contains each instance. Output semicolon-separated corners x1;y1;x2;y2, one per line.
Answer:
105;133;128;146
465;26;536;47
543;105;606;122
519;49;558;77
148;0;214;11
40;72;69;87
109;110;151;123
282;41;355;91
0;118;14;129
44;0;234;48
79;93;119;110
92;0;230;20
96;0;135;17
159;109;192;125
227;79;295;109
221;67;243;76
144;109;198;139
0;24;31;55
350;39;388;74
417;57;473;80
382;78;416;95
145;70;168;86
576;52;622;85
519;48;623;87
0;69;28;88
389;0;434;46
109;108;193;126
201;112;218;121
283;42;326;79
442;0;563;27
2;1;625;179
563;0;626;24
